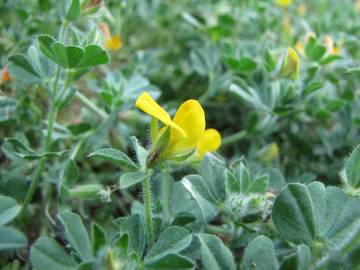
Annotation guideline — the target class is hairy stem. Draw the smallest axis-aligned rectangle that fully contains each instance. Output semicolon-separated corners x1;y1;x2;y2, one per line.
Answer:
162;167;170;222
143;175;154;246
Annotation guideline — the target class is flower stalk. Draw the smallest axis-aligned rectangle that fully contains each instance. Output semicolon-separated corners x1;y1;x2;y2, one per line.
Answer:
162;166;170;222
143;174;154;245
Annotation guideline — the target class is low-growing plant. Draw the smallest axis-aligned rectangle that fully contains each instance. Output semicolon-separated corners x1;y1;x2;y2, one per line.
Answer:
1;0;360;269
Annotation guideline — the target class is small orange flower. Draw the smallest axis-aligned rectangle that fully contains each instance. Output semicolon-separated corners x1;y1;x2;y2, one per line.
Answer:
1;66;11;84
99;23;122;51
356;0;360;12
297;3;306;15
324;35;341;55
295;41;305;56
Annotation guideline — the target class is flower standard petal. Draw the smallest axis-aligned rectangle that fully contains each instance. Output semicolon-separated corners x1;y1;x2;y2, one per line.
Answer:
135;92;186;137
196;129;222;158
166;100;206;155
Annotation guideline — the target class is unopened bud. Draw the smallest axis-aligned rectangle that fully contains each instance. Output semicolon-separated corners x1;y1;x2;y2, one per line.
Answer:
280;47;299;80
69;184;111;202
258;143;279;163
81;0;103;16
146;126;171;167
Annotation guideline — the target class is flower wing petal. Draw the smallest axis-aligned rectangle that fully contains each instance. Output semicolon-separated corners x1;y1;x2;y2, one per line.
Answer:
196;128;221;158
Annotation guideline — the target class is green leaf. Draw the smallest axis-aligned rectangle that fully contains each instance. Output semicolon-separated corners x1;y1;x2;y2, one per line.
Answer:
345;145;360;188
322;188;360;240
52;43;84;68
181;175;219;223
264;48;276;71
225;170;241;194
145;253;194;270
272;183;316;244
64;0;80;21
0;195;21;225
67;122;92;135
171;212;196;227
76;45;110;68
65;45;85;68
5;137;37;154
303;81;324;96
0;226;27;251
305;37;326;61
320;54;342;65
58;211;93;261
279;244;310;270
131;136;148;170
237;162;252;194
88;148;138;170
248;175;269;194
200;154;226;199
198;234;236;270
241;235;279;270
120;171;152;189
38;34;61;65
230;83;270;112
91;223;107;254
145;226;192;264
30;236;77;270
119;213;145;258
8;54;42;84
62;159;79;186
226;57;257;73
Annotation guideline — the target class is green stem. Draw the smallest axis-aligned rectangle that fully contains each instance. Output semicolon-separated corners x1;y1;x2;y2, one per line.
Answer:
162;167;170;222
20;106;58;219
75;91;108;120
70;138;85;160
19;19;69;221
143;175;154;246
221;130;247;147
206;225;231;235
59;20;68;41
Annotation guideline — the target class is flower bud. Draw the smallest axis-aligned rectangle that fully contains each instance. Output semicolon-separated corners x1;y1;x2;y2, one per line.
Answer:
227;193;266;217
80;0;103;16
69;184;111;202
146;126;171;167
279;47;299;80
258;143;279;163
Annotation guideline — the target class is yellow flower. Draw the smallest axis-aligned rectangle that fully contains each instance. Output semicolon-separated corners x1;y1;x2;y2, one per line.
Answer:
104;36;122;51
135;92;221;160
280;47;299;80
99;23;122;51
276;0;292;8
